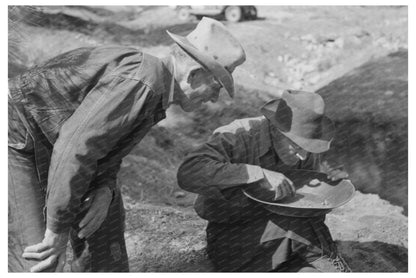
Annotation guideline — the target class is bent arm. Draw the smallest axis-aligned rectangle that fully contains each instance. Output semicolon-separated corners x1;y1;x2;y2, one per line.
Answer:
177;131;264;197
46;75;151;233
89;158;122;193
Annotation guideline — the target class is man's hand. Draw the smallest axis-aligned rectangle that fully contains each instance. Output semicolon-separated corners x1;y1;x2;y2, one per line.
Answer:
320;161;349;181
22;228;68;272
260;169;296;200
78;187;113;239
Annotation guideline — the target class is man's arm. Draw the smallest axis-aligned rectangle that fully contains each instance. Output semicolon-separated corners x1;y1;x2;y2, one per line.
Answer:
46;75;152;233
90;159;122;192
76;158;122;239
177;128;264;198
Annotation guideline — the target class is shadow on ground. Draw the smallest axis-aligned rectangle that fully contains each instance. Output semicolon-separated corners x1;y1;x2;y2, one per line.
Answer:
318;50;408;214
338;240;408;272
127;239;408;272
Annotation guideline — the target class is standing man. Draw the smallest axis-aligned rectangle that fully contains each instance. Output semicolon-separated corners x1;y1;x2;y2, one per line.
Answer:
177;90;351;272
8;17;245;272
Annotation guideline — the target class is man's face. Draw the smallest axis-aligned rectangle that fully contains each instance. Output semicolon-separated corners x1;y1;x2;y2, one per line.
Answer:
179;67;223;112
270;124;309;166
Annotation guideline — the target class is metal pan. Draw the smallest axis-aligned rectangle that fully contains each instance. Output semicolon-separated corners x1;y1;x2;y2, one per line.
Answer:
242;169;355;217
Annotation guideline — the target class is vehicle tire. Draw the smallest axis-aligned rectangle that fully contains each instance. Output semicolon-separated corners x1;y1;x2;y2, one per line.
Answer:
249;6;257;20
224;6;242;22
177;6;191;21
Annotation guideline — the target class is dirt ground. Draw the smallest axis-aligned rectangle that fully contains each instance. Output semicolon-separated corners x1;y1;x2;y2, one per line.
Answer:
121;191;408;272
9;5;408;272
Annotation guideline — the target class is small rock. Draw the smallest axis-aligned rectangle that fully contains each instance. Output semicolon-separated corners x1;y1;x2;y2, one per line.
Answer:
308;73;321;84
354;29;371;39
264;76;281;87
283;54;292;63
305;44;317;51
335;37;345;48
350;36;363;46
377;99;385;106
121;160;131;168
298;63;315;74
326;41;337;49
373;36;388;47
286;57;298;67
174;191;186;198
384;90;394;96
300;34;317;43
291;81;303;90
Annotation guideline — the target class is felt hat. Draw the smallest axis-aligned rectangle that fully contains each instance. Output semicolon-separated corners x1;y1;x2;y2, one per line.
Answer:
167;17;246;97
261;90;335;153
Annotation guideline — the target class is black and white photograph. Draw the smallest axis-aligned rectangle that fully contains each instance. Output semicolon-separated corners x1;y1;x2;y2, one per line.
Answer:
7;2;410;273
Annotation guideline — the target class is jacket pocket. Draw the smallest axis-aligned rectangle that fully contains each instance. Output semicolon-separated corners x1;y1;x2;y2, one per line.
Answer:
8;101;32;151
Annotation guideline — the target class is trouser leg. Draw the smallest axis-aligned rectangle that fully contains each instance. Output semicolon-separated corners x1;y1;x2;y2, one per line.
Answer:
8;147;47;272
308;253;352;272
70;188;129;272
276;251;352;272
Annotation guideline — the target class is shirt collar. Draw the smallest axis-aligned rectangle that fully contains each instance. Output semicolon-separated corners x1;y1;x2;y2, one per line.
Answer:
161;55;183;110
258;117;274;157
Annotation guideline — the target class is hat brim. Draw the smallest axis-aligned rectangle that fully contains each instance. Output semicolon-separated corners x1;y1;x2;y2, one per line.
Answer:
261;99;335;153
281;116;334;153
167;30;234;98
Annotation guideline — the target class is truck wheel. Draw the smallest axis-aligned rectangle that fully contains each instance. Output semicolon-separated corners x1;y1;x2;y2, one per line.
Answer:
177;6;191;21
225;6;242;22
249;6;257;20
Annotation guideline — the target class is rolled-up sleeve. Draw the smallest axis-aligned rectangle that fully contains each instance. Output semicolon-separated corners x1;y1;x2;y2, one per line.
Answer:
46;74;152;233
177;130;264;198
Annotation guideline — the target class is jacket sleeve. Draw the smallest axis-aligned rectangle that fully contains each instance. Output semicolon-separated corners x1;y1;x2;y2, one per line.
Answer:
46;75;152;233
89;158;122;192
177;129;264;198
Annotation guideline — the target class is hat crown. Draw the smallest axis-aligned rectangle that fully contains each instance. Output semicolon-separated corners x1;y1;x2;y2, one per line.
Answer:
166;17;246;97
186;17;246;72
288;91;325;115
261;90;335;153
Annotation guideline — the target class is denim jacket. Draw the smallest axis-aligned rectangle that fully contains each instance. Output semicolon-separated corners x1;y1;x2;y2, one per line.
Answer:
8;46;174;233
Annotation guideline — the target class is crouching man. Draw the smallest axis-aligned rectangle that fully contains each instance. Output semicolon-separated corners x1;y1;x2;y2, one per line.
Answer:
177;90;352;272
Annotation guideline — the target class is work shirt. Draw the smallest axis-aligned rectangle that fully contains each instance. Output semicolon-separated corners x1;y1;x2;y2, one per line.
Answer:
177;116;337;271
8;45;176;233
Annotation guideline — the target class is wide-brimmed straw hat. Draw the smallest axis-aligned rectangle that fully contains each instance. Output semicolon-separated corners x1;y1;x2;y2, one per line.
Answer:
166;17;246;98
261;90;335;153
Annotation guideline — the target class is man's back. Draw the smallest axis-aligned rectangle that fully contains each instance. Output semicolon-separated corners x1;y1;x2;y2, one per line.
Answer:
9;46;145;142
